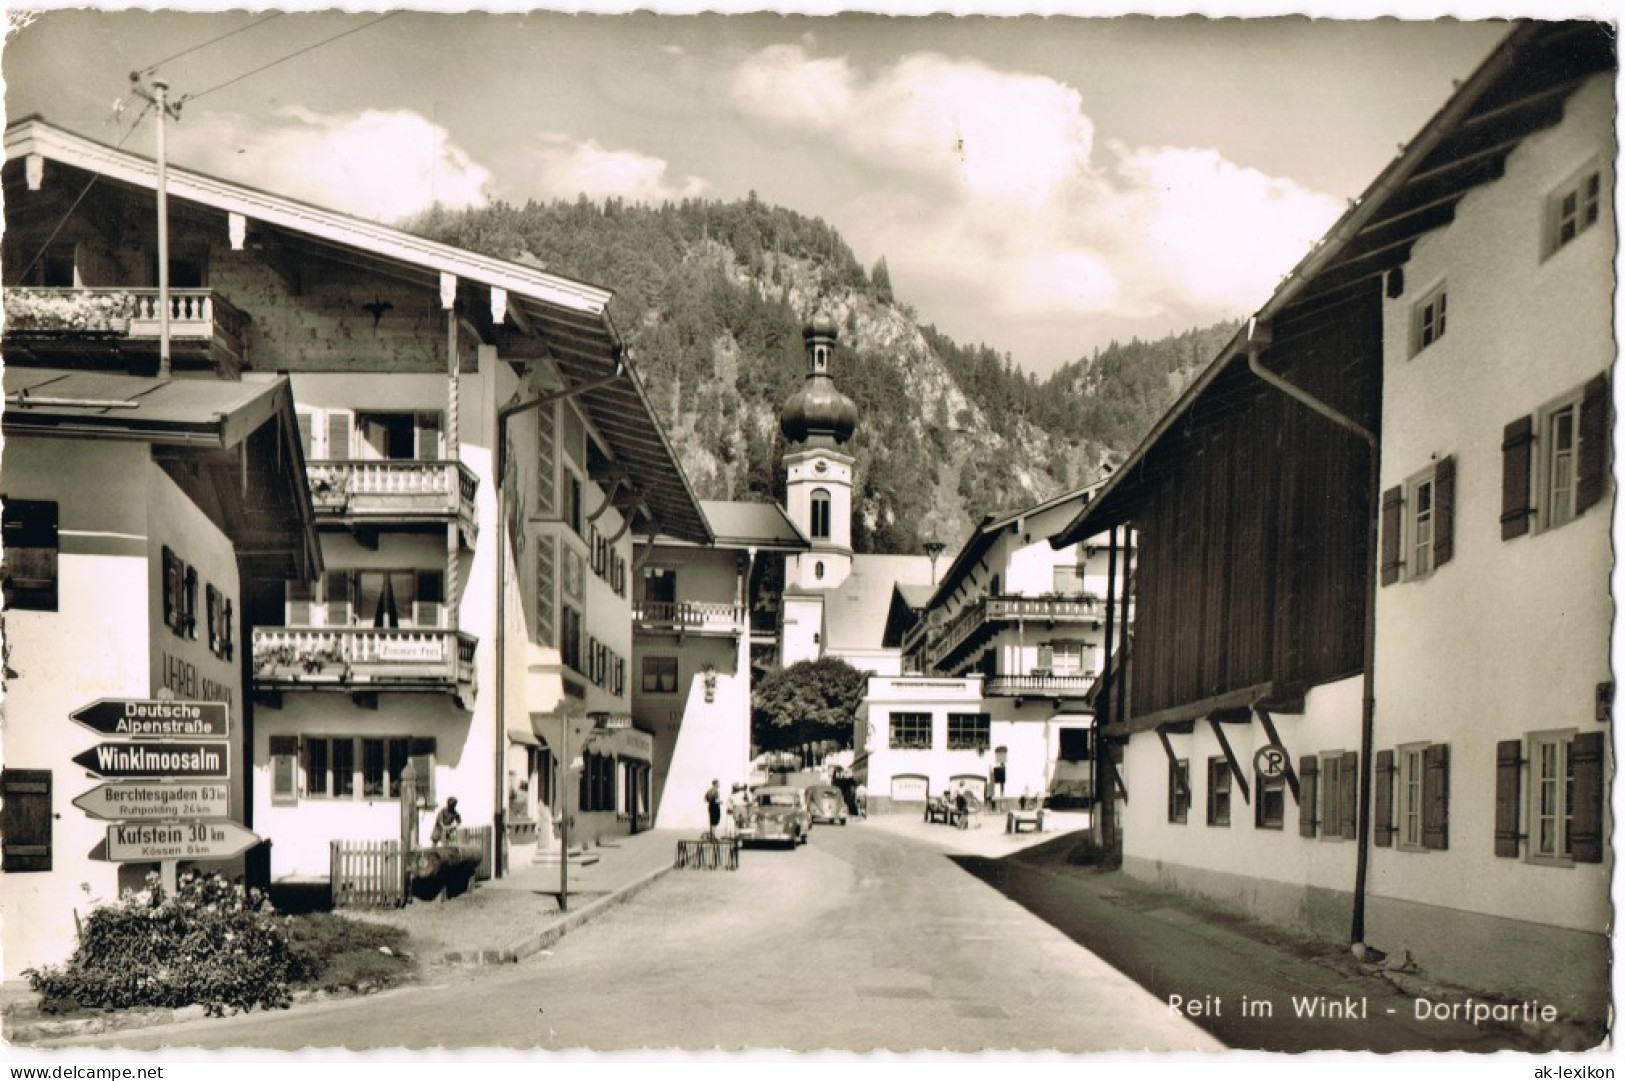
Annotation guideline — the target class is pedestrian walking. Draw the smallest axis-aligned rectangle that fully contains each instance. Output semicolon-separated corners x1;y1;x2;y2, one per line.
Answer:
704;779;723;840
855;781;867;819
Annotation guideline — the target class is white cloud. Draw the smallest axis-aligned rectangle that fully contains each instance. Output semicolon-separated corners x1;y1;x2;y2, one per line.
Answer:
170;108;491;223
732;44;1343;328
496;134;708;204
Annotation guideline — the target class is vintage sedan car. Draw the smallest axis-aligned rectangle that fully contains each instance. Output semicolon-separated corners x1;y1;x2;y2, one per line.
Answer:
745;785;812;847
804;784;848;825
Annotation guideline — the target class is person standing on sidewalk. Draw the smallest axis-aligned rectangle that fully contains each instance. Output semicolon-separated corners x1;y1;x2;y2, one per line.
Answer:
704;779;723;840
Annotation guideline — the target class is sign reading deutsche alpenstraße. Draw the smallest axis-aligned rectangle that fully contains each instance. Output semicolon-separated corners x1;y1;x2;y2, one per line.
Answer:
71;742;229;779
71;780;230;821
105;820;260;862
70;698;229;740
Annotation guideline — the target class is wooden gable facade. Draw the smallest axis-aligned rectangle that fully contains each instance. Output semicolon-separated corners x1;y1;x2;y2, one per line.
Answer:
1096;293;1380;728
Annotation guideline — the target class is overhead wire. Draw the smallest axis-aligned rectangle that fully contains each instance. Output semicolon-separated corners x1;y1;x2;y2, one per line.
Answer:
9;12;399;286
180;13;400;106
135;12;285;77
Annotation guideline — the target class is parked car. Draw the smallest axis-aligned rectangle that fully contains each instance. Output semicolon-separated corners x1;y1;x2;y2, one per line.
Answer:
746;785;812;847
805;784;848;825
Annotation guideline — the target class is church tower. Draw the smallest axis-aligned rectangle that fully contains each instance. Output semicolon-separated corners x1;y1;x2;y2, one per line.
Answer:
781;315;858;592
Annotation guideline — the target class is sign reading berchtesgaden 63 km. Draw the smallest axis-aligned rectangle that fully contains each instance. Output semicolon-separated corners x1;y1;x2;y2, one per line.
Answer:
72;780;230;821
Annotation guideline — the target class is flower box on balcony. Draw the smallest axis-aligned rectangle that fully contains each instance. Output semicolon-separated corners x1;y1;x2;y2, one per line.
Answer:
5;289;135;335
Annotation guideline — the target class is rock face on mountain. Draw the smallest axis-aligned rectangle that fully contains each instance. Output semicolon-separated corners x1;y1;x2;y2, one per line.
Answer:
407;196;1232;555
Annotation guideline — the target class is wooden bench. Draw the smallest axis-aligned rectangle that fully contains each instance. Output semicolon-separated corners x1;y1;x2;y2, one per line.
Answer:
675;838;740;870
1006;809;1046;834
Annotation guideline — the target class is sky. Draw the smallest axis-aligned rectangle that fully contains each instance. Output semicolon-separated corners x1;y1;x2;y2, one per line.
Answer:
0;4;1576;376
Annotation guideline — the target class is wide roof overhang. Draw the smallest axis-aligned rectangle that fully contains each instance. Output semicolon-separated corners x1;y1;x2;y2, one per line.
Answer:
3;118;711;546
1054;20;1615;546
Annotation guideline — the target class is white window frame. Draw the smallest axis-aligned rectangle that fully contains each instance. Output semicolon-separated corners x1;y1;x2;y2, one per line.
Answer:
810;488;832;541
1403;467;1437;581
1536;389;1583;533
1544;159;1604;258
1527;728;1577;865
1411;282;1448;356
1396;743;1428;851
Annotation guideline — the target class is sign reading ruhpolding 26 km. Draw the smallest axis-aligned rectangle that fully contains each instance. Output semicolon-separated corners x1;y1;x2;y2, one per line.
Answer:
71;742;229;779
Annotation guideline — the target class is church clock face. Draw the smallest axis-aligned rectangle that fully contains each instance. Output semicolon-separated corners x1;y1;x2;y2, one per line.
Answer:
814;460;828;474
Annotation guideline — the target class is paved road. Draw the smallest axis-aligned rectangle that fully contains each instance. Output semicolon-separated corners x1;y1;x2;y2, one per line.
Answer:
51;822;1219;1053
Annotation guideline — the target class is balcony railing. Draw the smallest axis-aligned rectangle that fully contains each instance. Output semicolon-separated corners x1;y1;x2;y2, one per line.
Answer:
985;673;1098;698
252;626;477;693
633;600;748;635
4;287;250;370
925;593;1103;669
308;460;479;544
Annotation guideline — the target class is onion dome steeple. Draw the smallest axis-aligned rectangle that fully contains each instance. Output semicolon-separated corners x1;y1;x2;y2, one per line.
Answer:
780;315;858;446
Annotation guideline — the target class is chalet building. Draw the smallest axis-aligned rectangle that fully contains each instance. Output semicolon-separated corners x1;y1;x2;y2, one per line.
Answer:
0;370;319;981
631;501;807;831
1051;21;1614;1016
860;484;1129;812
1;119;709;894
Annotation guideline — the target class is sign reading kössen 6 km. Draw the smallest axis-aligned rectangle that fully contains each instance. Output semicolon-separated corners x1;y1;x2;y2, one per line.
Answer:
69;698;258;862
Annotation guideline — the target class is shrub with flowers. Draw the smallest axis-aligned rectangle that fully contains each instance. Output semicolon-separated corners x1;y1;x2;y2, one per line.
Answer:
24;871;310;1016
4;289;136;334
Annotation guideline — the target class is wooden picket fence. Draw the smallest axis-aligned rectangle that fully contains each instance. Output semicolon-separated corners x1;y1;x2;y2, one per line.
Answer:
331;839;404;908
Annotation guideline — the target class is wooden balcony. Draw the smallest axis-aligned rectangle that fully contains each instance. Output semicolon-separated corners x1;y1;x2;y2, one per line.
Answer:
308;460;479;545
3;287;250;374
925;594;1103;670
985;673;1098;699
633;600;748;636
252;626;477;697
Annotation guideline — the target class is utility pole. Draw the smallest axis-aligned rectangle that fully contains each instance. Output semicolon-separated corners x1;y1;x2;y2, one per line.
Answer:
130;74;182;376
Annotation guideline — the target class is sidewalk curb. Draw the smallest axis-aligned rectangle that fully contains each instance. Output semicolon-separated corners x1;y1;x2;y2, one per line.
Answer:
7;861;678;1043
501;859;676;963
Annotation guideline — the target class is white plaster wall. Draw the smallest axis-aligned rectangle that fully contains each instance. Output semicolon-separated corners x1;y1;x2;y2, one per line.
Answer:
779;593;825;666
1;443;238;980
784;447;853;590
1371;74;1614;934
1119;676;1364;897
654;666;750;831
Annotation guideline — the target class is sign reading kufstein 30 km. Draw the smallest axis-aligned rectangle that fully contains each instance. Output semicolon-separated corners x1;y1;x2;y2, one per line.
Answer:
106;820;259;862
71;699;228;740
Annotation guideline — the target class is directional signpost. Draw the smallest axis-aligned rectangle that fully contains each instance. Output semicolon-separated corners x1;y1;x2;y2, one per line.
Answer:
71;699;228;740
72;742;229;779
73;780;230;822
69;697;253;883
107;820;260;862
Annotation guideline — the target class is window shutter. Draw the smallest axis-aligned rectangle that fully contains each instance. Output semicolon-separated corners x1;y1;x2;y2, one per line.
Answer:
1569;732;1606;863
296;411;316;458
325;411;353;461
1373;750;1395;847
162;546;177;630
1379;486;1404;585
417;412;443;461
1576;373;1610;516
270;736;299;804
1432;456;1456;567
1298;755;1319;838
0;769;52;872
1501;416;1534;539
1339;750;1358;840
1494;739;1522;857
1422;743;1449;851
